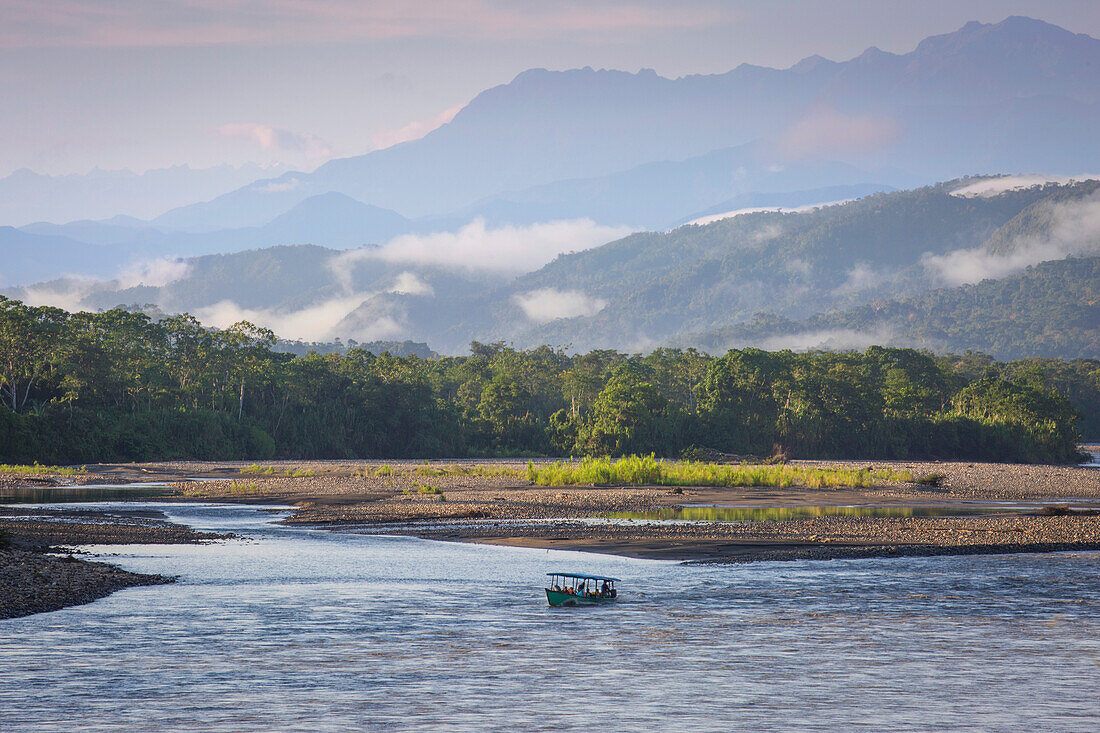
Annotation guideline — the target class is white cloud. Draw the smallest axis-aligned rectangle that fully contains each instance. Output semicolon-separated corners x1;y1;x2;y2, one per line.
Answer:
950;175;1100;198
833;262;886;295
390;271;434;296
513;288;607;323
194;293;383;341
923;191;1100;286
371;104;465;150
337;218;632;274
779;108;900;160
114;257;190;289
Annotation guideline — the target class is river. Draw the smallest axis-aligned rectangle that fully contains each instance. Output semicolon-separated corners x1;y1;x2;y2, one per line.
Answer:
2;502;1098;731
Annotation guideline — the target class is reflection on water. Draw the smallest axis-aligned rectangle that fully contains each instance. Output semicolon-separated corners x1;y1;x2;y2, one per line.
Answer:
0;483;175;504
1;502;1098;732
605;505;1013;522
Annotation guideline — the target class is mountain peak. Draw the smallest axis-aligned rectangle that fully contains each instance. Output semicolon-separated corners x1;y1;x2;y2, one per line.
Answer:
913;15;1092;57
789;54;836;73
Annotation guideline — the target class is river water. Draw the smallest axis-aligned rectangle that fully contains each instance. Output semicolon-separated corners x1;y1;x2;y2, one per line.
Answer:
2;502;1098;732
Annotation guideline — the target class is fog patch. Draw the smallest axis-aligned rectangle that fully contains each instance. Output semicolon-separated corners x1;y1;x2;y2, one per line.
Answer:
833;263;887;295
786;258;812;277
923;191;1100;285
513;288;607;324
339;218;631;273
389;271;433;296
114;258;190;289
756;328;899;352
951;175;1100;198
19;280;96;312
194;293;384;341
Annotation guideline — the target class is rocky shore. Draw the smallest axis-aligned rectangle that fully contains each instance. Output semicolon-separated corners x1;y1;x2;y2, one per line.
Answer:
0;506;230;620
0;550;170;620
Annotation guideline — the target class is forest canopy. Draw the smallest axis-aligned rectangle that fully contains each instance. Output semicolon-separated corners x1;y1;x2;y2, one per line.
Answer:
0;297;1094;465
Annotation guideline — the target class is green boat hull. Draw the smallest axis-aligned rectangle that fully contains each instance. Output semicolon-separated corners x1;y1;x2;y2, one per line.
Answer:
546;589;616;607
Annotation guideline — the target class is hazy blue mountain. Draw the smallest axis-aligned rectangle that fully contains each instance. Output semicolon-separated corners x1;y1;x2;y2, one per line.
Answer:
155;16;1100;231
0;163;287;227
10;194;412;285
0;226;136;285
255;193;410;248
430;146;894;230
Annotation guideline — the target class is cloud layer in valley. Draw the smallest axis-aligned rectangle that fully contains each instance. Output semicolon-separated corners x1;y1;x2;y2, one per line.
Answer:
194;294;401;342
513;288;608;323
924;191;1100;285
950;175;1100;198
337;218;632;274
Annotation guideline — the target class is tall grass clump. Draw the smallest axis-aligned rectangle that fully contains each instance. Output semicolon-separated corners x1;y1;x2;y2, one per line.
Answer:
0;462;86;476
240;464;315;477
526;455;911;489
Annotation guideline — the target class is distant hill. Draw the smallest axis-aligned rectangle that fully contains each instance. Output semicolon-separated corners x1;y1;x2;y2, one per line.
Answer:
154;16;1100;231
6;194;412;286
8;177;1100;360
687;256;1100;360
454;179;1096;353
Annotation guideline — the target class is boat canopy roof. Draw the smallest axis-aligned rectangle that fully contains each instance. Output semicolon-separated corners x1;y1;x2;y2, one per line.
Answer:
546;572;621;582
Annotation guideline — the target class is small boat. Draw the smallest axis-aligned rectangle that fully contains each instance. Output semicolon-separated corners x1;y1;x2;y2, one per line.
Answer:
545;572;620;606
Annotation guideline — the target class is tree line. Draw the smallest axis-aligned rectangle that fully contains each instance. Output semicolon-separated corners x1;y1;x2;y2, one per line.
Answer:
0;297;1092;465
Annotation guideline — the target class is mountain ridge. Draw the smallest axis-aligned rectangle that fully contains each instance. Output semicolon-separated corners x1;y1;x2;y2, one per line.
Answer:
151;16;1100;231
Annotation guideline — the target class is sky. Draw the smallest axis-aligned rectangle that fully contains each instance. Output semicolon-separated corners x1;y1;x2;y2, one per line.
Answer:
3;0;1100;176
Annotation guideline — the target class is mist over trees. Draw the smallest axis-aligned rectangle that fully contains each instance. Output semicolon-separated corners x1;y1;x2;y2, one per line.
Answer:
0;297;1092;465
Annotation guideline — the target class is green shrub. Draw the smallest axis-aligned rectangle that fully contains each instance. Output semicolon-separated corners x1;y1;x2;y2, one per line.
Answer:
526;455;911;488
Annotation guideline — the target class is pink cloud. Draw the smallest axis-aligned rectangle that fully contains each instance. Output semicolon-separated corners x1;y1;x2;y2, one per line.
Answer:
0;0;733;48
216;123;332;158
370;104;465;151
779;108;901;160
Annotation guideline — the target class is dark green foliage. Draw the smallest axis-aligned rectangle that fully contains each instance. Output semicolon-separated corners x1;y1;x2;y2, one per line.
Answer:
0;296;1091;464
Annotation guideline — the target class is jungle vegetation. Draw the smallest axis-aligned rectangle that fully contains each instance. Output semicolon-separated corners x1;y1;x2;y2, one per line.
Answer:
0;296;1092;465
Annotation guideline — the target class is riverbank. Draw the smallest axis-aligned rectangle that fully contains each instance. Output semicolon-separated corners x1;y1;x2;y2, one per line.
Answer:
0;507;231;620
3;456;1099;567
